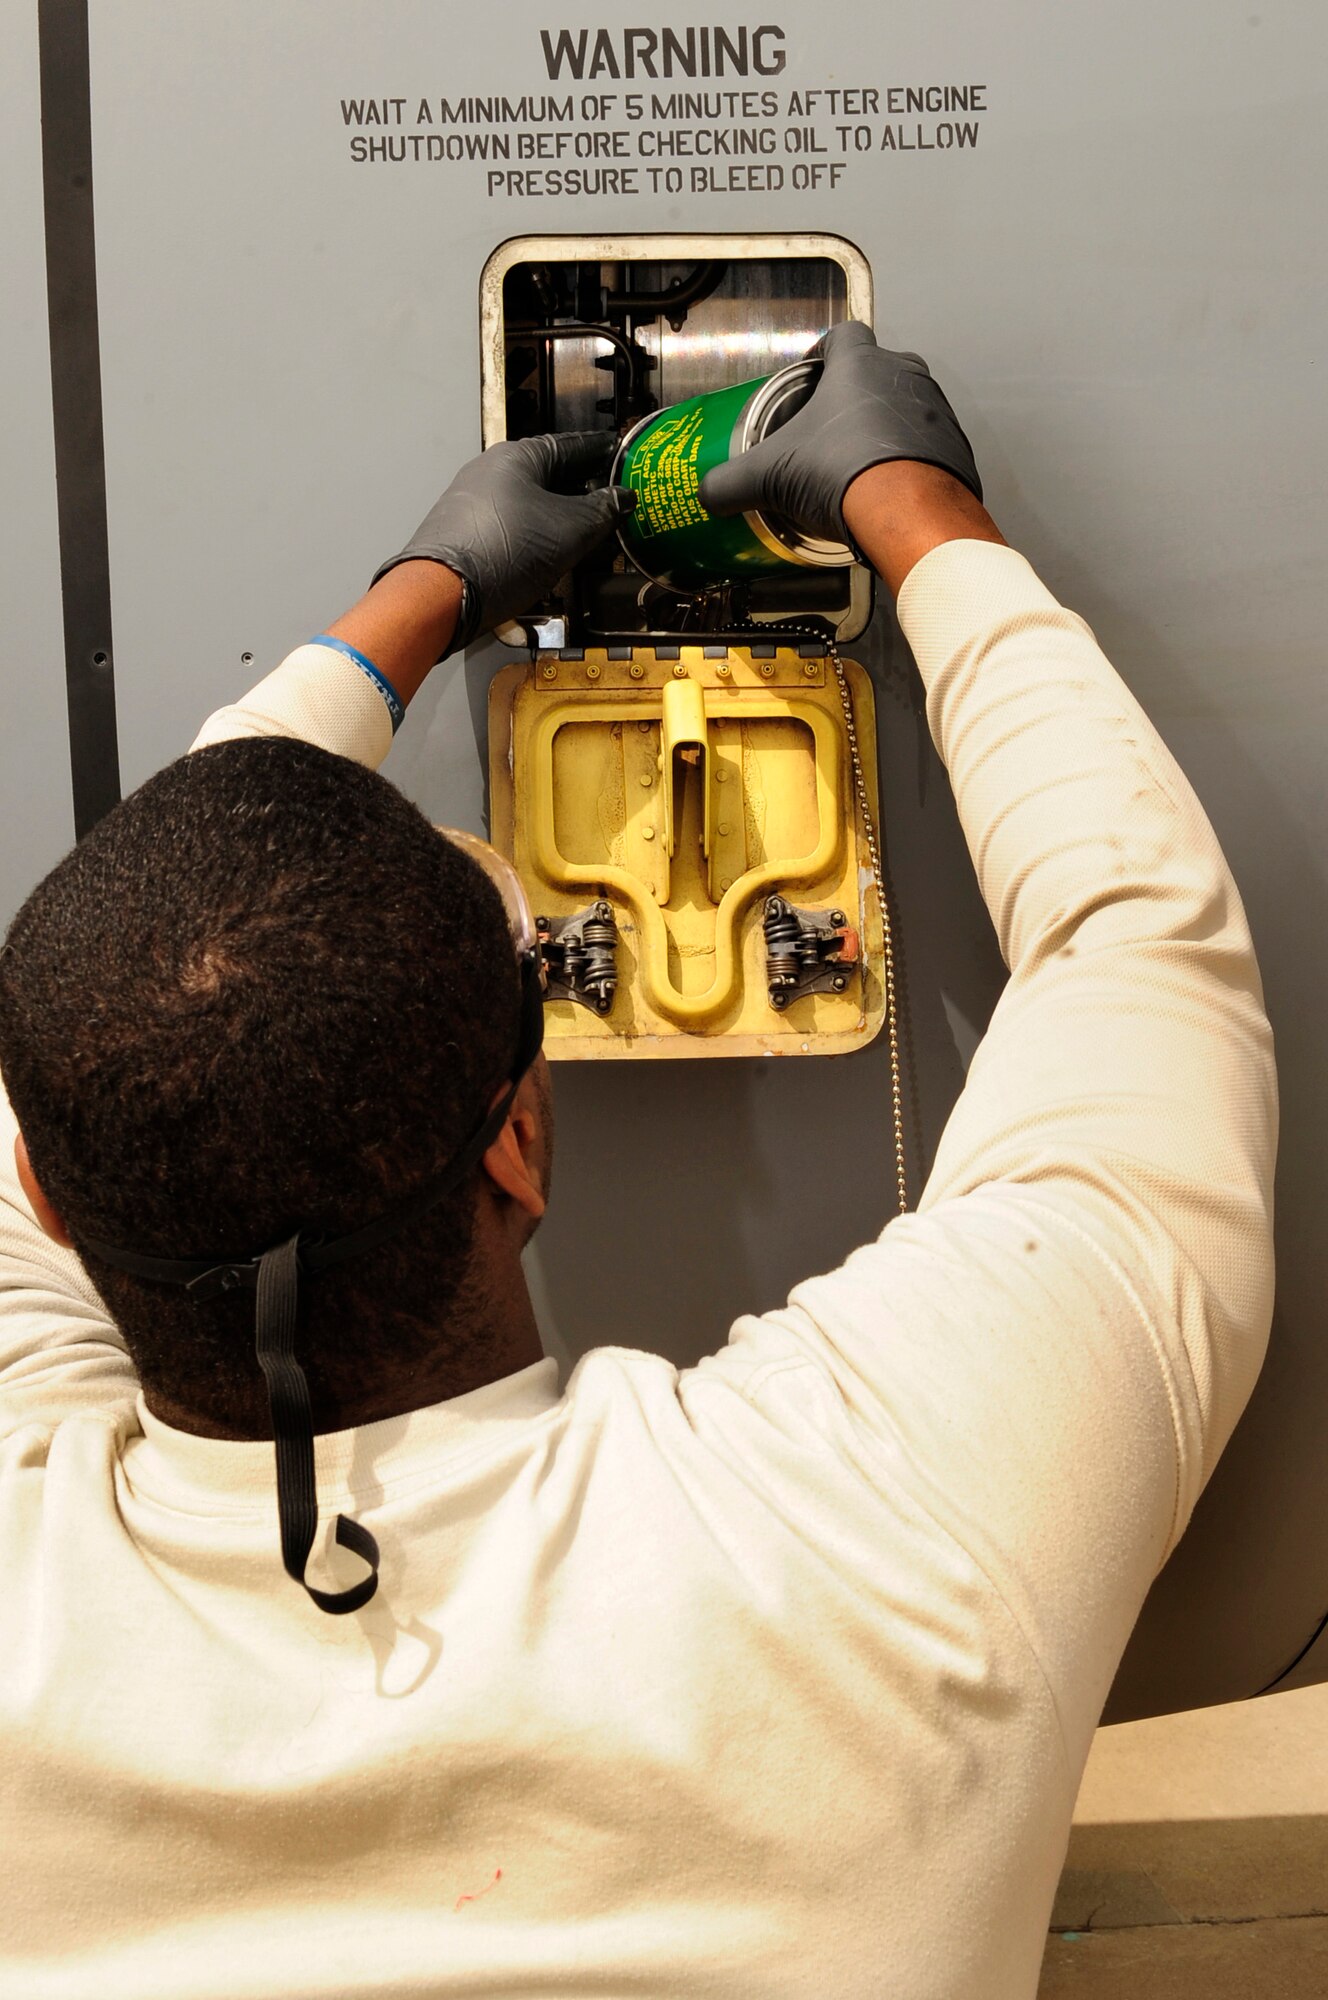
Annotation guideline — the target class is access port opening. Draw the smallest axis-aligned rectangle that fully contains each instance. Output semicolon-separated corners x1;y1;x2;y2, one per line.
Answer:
480;233;874;645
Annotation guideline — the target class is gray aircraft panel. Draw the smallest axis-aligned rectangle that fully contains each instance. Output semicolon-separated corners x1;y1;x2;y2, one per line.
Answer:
0;2;76;929
5;0;1323;1715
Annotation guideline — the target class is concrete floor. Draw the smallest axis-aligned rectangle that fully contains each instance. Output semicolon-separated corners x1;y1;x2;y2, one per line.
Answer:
1038;1681;1328;1996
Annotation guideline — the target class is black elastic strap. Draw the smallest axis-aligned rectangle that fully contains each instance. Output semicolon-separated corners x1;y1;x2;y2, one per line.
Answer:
254;1235;379;1616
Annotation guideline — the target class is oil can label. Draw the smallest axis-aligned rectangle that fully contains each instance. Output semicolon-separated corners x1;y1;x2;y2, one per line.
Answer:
615;377;775;588
626;404;708;535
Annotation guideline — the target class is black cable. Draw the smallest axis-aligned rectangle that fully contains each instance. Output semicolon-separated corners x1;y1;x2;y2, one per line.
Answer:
1255;1605;1328;1696
605;260;728;320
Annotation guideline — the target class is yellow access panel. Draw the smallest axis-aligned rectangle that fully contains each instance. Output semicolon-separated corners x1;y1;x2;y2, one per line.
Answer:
489;644;886;1060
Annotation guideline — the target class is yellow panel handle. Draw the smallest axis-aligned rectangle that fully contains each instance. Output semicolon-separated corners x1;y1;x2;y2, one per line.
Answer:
527;694;846;1028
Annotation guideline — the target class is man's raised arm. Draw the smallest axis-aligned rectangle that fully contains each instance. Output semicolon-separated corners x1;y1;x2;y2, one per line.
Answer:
191;431;630;761
697;320;1276;1770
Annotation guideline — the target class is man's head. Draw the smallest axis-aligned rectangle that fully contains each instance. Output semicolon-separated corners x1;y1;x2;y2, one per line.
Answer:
0;737;549;1435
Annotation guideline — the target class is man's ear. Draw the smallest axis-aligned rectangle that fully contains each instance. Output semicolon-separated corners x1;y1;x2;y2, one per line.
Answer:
14;1133;74;1247
480;1078;546;1222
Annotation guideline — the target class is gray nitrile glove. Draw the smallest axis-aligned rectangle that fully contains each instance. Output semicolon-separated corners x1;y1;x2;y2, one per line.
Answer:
697;321;981;545
373;432;635;652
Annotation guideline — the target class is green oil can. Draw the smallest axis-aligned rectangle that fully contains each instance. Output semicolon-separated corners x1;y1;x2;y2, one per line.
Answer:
612;360;854;593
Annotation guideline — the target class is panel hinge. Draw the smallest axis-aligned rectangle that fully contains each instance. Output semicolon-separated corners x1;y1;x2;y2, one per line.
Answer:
763;895;860;1009
536;901;619;1015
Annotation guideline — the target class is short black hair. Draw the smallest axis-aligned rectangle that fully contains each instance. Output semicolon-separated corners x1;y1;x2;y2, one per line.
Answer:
0;737;521;1431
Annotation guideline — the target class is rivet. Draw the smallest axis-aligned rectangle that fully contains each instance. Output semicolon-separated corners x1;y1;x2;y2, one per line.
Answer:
803;661;818;678
642;826;655;841
640;773;653;788
716;661;731;677
672;663;688;679
541;664;557;680
585;662;601;680
637;720;651;734
717;822;732;837
719;877;733;892
759;662;776;679
629;663;645;680
715;768;728;783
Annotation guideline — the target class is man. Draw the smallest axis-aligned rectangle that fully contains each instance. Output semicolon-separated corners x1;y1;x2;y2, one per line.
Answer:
0;325;1275;1998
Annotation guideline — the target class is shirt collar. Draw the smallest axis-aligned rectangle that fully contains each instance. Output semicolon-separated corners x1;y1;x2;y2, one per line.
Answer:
122;1357;562;1514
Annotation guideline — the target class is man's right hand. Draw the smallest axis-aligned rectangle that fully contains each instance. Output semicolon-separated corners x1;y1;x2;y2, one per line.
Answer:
697;320;984;548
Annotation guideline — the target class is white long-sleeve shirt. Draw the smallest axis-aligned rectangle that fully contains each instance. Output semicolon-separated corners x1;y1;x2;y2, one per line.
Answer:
0;544;1276;1999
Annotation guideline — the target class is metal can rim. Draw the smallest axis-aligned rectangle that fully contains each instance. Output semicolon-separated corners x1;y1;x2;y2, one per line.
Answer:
608;408;656;495
736;360;854;570
610;409;677;589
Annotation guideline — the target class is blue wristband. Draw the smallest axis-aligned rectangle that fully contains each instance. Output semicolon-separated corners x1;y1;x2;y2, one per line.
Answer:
307;636;405;734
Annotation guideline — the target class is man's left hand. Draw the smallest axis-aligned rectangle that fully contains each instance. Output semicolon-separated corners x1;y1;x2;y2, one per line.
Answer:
373;433;635;654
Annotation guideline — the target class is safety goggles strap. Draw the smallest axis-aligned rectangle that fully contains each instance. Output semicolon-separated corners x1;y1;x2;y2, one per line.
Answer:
255;1234;380;1615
